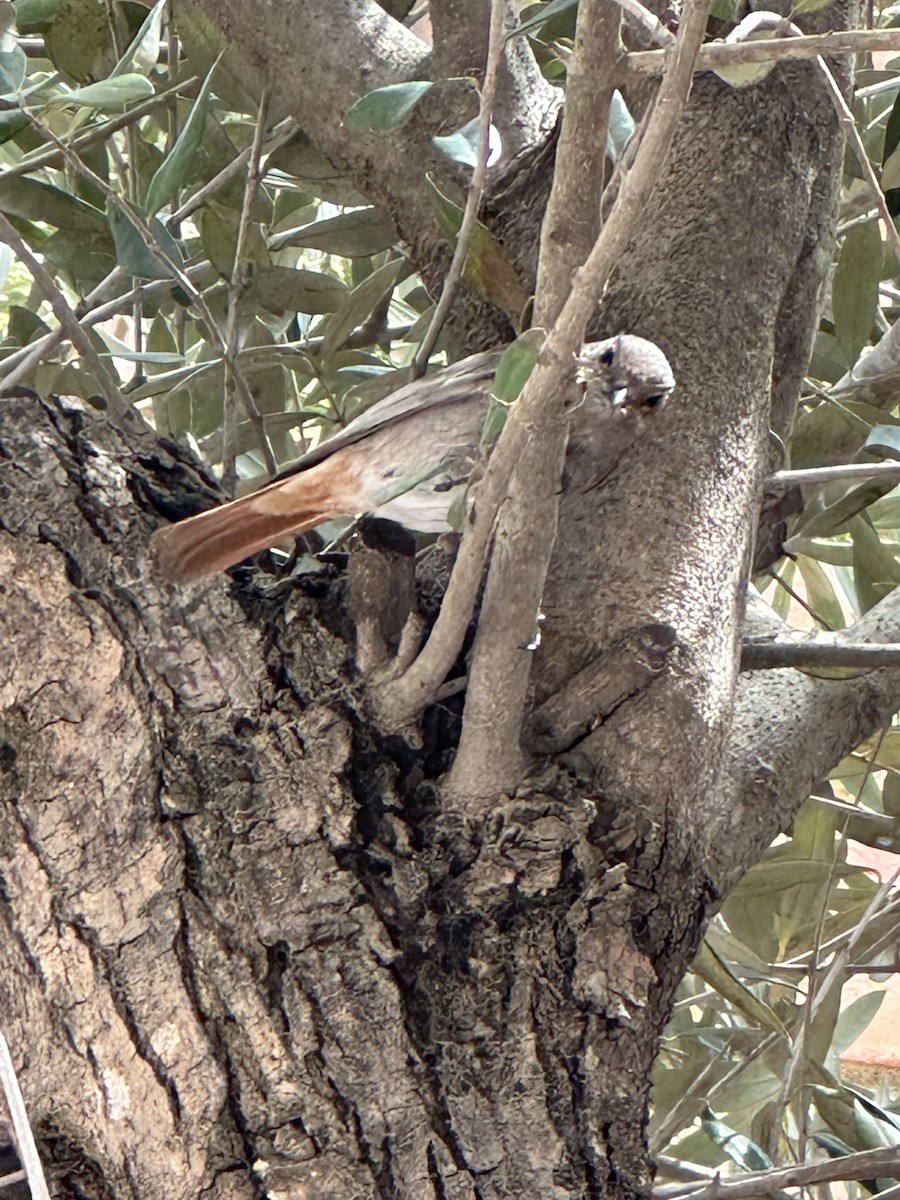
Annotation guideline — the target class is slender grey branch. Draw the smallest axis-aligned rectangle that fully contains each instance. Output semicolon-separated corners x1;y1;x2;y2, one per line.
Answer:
448;0;622;801
629;27;900;74
412;0;507;373
534;0;617;327
3;77;198;180
378;0;712;744
733;956;900;975
717;586;900;896
815;55;900;267
652;1146;900;1200
770;461;900;486
25;112;213;311
0;1031;51;1200
223;88;277;483
0;114;284;398
742;641;900;671
170;116;298;226
0;212;124;414
0;265;213;393
612;0;676;46
22;109;273;462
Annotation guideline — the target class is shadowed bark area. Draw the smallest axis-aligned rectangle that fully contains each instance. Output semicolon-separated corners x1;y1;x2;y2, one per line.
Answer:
1;2;894;1199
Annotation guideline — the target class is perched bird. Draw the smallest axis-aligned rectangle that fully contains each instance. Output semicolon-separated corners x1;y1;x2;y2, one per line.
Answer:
152;334;675;583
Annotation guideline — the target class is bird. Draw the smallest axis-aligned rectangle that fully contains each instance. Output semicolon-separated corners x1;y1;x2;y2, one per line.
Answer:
152;334;675;583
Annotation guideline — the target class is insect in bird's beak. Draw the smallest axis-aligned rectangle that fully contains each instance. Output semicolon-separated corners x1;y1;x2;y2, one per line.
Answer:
610;386;629;409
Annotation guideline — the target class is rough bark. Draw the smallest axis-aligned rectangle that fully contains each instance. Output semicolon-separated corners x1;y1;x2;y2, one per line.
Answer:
1;3;891;1200
0;396;705;1200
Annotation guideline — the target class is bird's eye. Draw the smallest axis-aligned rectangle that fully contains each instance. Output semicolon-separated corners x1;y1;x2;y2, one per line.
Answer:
644;393;666;409
597;345;615;366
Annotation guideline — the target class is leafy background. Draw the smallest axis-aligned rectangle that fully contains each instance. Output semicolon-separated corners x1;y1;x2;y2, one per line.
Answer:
1;0;900;1186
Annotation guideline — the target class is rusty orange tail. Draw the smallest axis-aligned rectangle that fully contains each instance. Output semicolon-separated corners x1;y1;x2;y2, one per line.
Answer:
152;461;361;582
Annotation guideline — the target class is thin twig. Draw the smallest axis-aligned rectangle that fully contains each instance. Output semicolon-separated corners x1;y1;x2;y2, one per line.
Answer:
0;131;293;394
412;0;507;373
0;1032;51;1200
170;116;298;226
447;0;713;801
534;0;618;327
25;111;212;308
767;568;833;629
778;846;900;1132
836;208;880;234
22;108;270;462
742;641;900;670
0;211;123;413
611;0;676;46
0;265;213;392
0;268;125;393
784;725;883;1159
652;1146;900;1200
448;0;625;800
223;88;277;485
1;77;198;180
771;461;900;486
815;55;900;267
628;26;900;75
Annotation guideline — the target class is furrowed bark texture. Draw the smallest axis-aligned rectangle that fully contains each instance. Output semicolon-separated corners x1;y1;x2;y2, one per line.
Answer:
1;3;889;1200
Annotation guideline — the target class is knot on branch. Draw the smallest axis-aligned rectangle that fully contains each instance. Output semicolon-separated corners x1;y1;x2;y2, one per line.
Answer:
527;621;678;755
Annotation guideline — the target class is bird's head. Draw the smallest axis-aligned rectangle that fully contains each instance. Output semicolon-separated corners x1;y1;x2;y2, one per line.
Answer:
577;334;675;419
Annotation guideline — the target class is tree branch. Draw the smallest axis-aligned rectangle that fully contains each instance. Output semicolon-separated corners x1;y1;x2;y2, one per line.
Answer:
223;88;277;483
2;76;198;180
184;0;451;269
815;53;900;267
771;462;900;486
0;212;124;415
742;640;900;670
430;0;558;157
0;1032;50;1200
533;0;618;328
374;0;711;741
611;0;676;47
443;0;621;800
413;0;507;371
715;585;900;895
0;263;215;394
0;110;296;398
628;26;900;75
444;0;714;805
653;1146;900;1200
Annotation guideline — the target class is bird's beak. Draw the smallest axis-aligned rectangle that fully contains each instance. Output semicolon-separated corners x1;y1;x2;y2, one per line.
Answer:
610;386;629;408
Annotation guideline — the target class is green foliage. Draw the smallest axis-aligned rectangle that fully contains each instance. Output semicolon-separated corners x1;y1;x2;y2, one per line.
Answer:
833;223;883;364
655;2;900;1183
342;80;437;133
0;0;452;466
655;767;900;1178
143;58;216;216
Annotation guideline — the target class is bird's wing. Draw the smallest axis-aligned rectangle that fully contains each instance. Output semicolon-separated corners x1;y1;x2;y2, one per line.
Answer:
272;350;501;480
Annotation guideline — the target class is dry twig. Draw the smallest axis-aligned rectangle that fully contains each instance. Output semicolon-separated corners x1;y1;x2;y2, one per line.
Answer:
0;1032;50;1200
412;0;508;372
